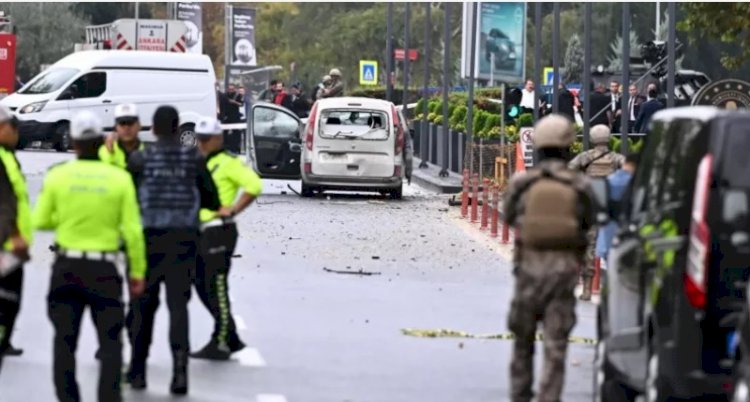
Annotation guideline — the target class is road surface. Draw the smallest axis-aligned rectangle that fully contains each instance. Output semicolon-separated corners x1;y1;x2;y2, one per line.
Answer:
0;149;596;402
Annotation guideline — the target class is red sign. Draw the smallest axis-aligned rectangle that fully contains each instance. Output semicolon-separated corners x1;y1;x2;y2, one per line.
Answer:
0;34;16;97
394;48;418;61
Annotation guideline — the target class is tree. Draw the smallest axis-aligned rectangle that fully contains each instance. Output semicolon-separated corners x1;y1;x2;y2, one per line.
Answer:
679;2;750;70
563;34;583;84
0;3;90;79
606;31;641;72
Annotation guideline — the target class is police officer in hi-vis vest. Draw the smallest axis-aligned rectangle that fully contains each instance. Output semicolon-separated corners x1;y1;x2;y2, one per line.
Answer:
99;103;146;169
0;105;31;373
33;110;147;402
190;117;262;361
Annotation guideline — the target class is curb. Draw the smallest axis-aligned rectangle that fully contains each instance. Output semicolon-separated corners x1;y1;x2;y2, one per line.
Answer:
411;157;463;194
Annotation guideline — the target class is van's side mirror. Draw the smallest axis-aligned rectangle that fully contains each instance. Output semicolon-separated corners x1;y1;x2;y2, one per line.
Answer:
589;177;610;224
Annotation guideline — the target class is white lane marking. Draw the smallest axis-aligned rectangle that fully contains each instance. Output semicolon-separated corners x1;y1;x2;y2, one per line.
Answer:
257;395;288;402
234;347;266;367
234;314;248;331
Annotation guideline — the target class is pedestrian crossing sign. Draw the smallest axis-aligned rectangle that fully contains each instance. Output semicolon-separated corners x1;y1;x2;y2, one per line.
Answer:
359;60;378;86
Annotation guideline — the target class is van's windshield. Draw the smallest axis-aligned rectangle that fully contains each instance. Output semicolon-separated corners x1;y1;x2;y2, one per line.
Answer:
19;68;79;95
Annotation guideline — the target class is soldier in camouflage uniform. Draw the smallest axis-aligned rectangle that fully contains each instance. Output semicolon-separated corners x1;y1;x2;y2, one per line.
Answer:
567;125;624;300
505;114;594;402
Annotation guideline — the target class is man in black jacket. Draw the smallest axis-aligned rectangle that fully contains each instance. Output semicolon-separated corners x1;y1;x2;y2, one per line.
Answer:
126;106;220;396
290;83;311;118
634;88;665;133
589;82;612;127
556;83;576;123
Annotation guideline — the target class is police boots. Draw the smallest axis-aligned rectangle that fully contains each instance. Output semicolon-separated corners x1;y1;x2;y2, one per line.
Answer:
580;278;593;301
170;352;189;395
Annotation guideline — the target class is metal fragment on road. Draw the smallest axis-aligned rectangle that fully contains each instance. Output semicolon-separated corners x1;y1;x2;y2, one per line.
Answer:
400;328;596;344
323;267;382;276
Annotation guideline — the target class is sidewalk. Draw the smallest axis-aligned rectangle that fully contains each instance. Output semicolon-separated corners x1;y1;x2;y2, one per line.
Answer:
411;157;463;194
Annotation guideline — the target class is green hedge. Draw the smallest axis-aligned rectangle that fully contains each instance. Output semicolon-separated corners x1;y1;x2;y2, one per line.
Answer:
348;86;422;105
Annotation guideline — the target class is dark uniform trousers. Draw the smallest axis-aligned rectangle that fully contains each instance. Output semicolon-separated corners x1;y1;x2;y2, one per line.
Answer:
48;257;124;402
130;229;195;363
194;222;239;346
0;265;23;373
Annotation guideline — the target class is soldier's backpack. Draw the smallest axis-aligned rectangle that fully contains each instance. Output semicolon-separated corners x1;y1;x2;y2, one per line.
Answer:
515;167;587;249
581;150;617;177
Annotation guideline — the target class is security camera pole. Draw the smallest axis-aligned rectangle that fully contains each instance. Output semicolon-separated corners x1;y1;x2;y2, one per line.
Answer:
439;2;450;178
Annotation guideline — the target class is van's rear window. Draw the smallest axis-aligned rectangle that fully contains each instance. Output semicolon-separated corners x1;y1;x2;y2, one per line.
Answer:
722;124;750;188
319;110;390;140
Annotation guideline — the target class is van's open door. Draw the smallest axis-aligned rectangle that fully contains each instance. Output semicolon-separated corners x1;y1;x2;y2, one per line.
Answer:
246;103;302;180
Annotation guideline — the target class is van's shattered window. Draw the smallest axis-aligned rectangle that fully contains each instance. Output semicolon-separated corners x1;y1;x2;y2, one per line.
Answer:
319;110;390;140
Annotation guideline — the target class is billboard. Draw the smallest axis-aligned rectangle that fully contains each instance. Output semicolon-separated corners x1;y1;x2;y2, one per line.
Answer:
175;2;202;54
230;7;257;67
462;2;526;83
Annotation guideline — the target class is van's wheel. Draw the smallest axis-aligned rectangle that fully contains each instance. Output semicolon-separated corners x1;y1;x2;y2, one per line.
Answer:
593;340;634;402
645;338;672;402
53;122;70;152
16;136;28;150
389;186;403;200
179;124;196;147
300;182;315;198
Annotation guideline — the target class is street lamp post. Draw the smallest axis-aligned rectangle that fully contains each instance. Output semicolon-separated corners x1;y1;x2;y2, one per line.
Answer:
439;2;450;178
467;2;478;175
386;3;394;102
552;3;560;114
667;2;676;108
403;3;410;106
583;3;592;150
621;3;630;152
420;3;430;169
533;3;542;122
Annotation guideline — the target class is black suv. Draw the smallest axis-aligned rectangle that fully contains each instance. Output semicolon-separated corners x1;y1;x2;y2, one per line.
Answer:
595;107;750;402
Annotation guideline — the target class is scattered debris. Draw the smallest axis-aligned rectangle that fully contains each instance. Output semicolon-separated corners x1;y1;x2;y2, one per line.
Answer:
400;328;596;344
232;254;242;258
286;184;301;196
458;342;464;349
323;268;382;276
371;256;380;260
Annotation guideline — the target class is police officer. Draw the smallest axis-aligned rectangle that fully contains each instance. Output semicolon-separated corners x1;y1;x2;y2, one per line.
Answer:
127;106;220;395
568;124;624;300
190;117;262;360
99;103;145;169
504;114;594;402
33;111;146;402
0;106;31;369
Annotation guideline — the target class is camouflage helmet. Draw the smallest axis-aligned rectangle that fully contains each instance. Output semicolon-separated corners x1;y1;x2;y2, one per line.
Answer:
532;114;575;149
322;75;332;83
590;124;611;145
329;68;342;77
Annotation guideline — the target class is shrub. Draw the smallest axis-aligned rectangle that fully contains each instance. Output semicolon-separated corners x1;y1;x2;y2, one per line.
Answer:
449;105;468;131
570;140;584;155
474;110;489;138
505;124;520;143
517;113;534;128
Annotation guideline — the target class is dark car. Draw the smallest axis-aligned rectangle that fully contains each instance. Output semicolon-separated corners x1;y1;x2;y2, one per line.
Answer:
485;29;516;70
595;107;750;402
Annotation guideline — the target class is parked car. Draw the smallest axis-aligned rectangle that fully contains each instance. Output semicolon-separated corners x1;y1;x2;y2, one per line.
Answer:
299;97;408;198
1;50;217;150
595;107;750;402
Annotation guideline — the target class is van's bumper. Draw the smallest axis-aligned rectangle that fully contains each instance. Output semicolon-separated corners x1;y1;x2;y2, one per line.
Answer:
301;172;402;189
17;119;55;141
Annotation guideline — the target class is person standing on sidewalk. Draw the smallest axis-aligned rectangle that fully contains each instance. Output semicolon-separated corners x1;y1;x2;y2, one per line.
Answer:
0;107;31;370
126;106;220;395
568;124;624;300
190;117;262;360
504;114;594;402
33;111;146;402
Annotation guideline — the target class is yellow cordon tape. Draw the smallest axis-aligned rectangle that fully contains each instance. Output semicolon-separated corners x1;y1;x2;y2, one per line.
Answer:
401;328;596;344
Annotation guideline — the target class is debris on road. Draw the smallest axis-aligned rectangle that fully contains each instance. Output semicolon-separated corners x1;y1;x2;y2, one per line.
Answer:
400;328;596;344
323;267;382;276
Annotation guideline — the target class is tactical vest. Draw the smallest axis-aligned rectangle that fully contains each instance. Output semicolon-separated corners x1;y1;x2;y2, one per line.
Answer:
514;167;588;249
138;145;201;229
0;147;32;250
583;150;619;177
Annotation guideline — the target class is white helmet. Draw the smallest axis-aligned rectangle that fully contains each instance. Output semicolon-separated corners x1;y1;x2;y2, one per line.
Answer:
71;111;103;140
114;103;139;123
195;116;223;136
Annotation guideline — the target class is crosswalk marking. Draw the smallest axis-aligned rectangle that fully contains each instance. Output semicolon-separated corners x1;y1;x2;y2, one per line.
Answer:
257;394;288;402
234;347;266;367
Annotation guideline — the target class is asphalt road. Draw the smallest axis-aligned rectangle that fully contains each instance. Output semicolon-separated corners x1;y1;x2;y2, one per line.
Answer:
0;150;596;402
